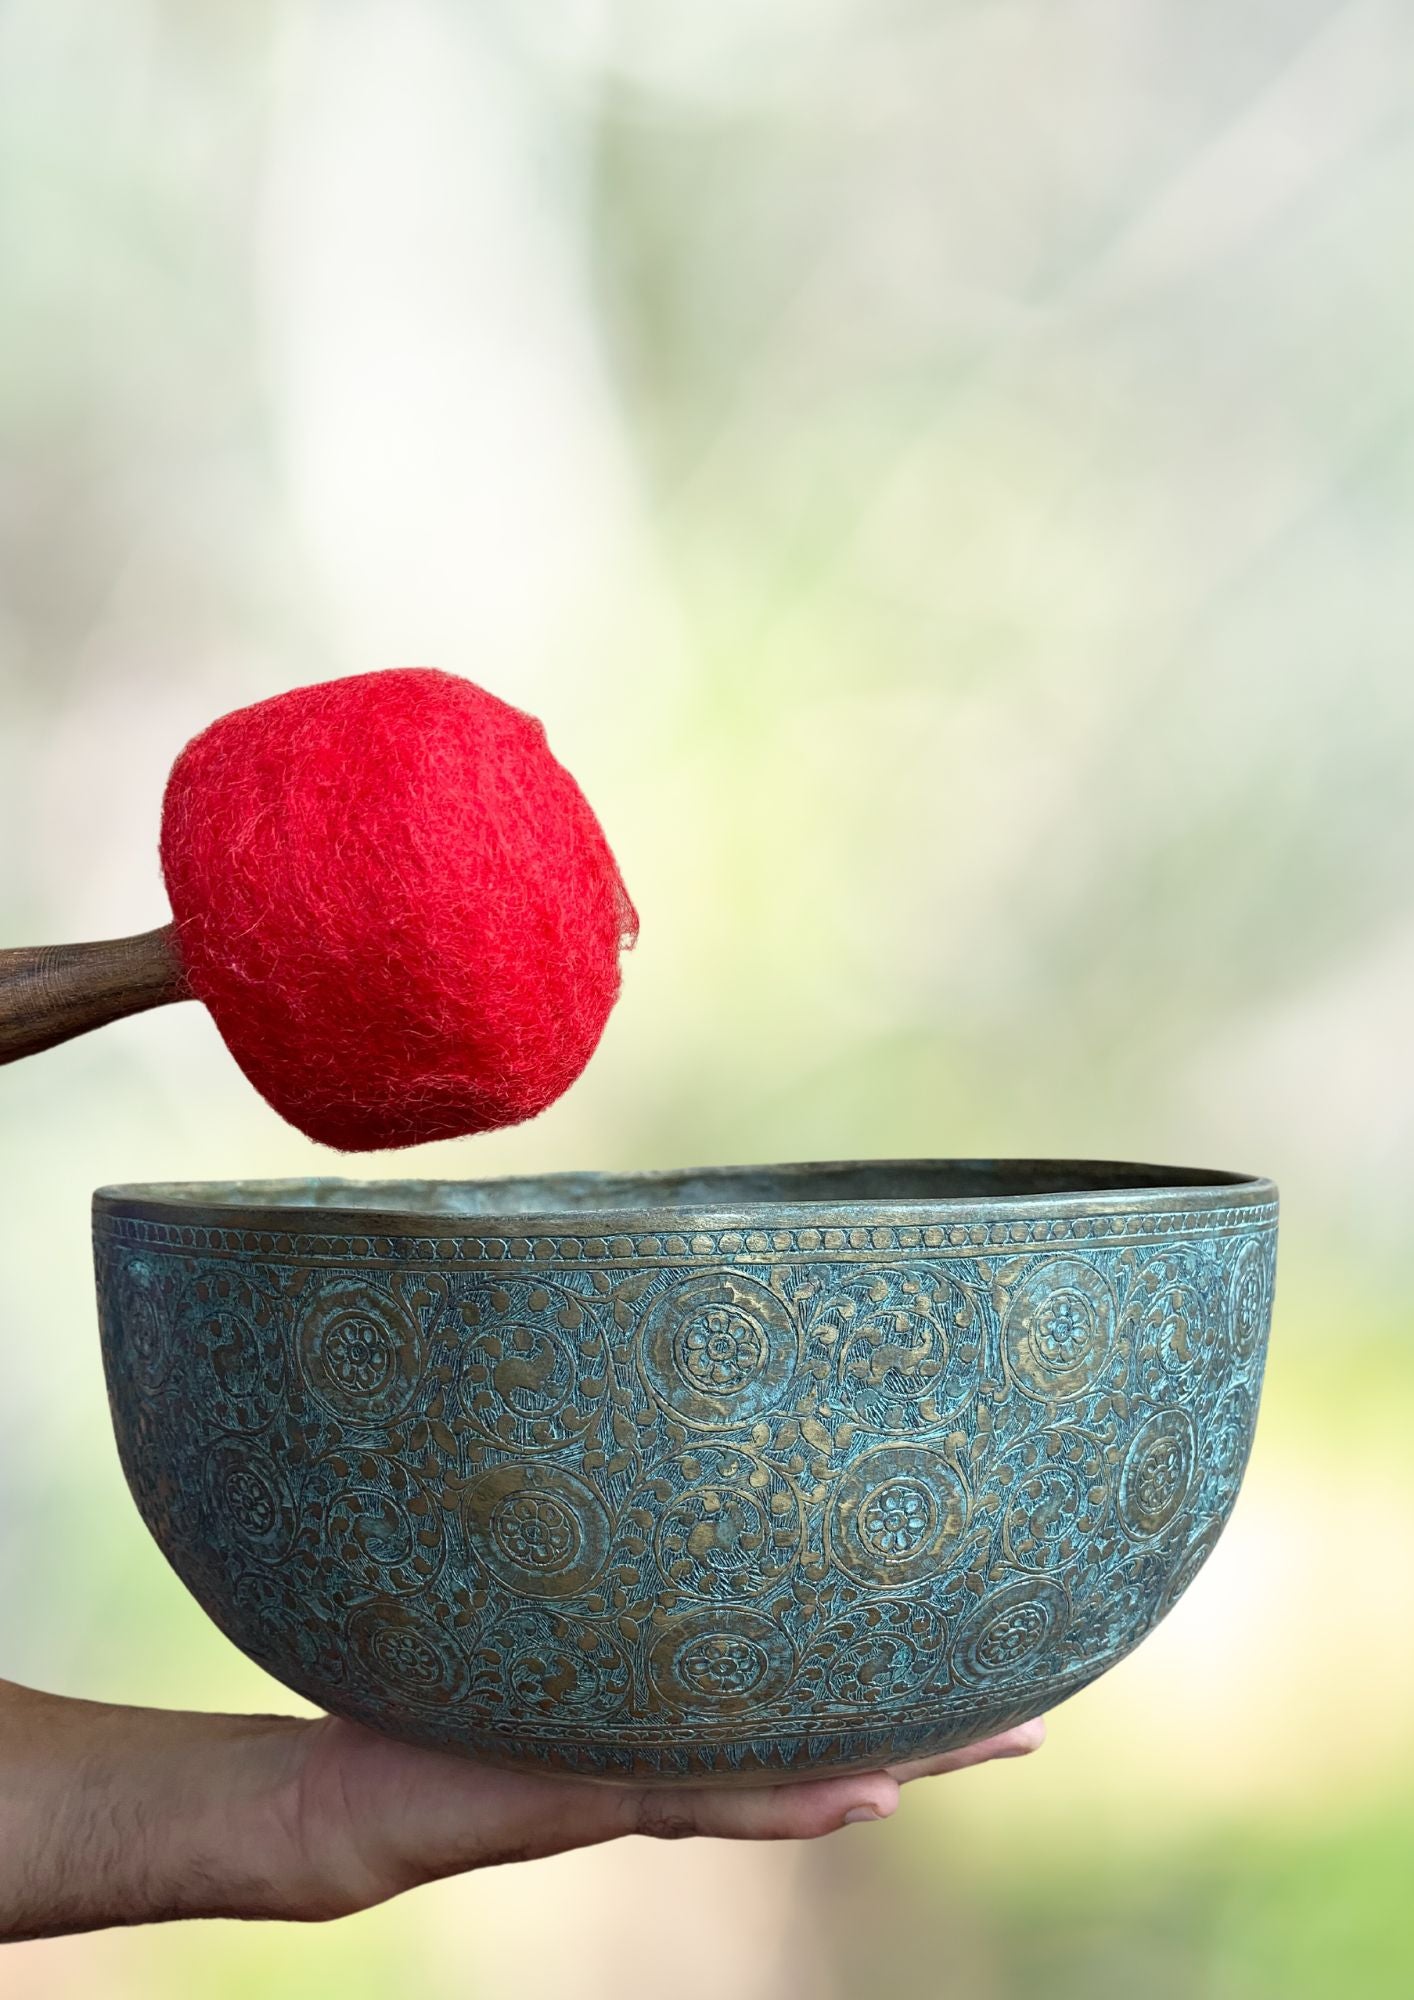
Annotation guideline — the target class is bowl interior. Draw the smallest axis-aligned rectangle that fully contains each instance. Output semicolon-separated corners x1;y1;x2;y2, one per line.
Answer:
95;1156;1269;1225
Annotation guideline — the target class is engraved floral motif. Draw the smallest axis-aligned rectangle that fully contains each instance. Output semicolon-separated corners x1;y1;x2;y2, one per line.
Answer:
648;1609;794;1713
639;1272;797;1428
95;1190;1276;1784
464;1463;609;1599
955;1580;1068;1683
1118;1410;1197;1539
1004;1258;1117;1402
1230;1238;1275;1364
491;1491;581;1572
224;1463;279;1538
830;1444;967;1588
457;1278;608;1453
975;1601;1047;1671
821;1268;984;1432
318;1456;446;1595
679;1304;766;1392
325;1316;393;1394
1134;1439;1182;1515
382;1627;442;1686
106;1252;177;1395
679;1633;769;1699
860;1479;934;1558
347;1603;471;1705
203;1441;295;1561
1203;1385;1257;1506
298;1278;426;1424
1032;1291;1094;1370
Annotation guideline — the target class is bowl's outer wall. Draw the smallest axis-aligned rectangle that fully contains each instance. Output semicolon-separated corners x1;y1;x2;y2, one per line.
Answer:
93;1177;1276;1783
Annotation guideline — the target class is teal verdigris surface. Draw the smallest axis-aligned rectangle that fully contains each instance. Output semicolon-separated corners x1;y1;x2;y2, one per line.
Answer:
92;1162;1276;1784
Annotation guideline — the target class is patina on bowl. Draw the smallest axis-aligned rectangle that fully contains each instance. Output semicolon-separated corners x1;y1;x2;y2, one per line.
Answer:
93;1160;1276;1785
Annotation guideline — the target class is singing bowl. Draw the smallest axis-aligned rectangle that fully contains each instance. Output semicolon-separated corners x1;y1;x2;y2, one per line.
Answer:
93;1160;1276;1784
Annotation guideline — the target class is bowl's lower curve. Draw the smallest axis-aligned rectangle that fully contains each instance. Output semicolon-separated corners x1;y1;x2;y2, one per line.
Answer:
92;1161;1276;1784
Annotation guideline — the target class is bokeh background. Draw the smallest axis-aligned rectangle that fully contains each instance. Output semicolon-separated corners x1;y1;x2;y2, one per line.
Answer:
3;1;1413;1993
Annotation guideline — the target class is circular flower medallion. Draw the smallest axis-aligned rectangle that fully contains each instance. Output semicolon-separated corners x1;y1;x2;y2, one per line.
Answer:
463;1462;610;1599
298;1279;426;1424
1229;1237;1275;1366
1004;1258;1117;1402
953;1579;1068;1684
347;1602;471;1705
830;1443;968;1588
861;1479;934;1558
203;1440;296;1561
492;1490;581;1571
681;1632;769;1699
680;1304;764;1392
648;1608;794;1715
639;1273;798;1429
1118;1409;1197;1539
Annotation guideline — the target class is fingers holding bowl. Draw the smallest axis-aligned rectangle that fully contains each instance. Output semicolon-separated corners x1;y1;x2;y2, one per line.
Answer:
618;1716;1048;1846
886;1715;1048;1786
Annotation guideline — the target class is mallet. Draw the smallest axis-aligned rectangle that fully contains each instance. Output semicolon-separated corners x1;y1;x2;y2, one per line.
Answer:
0;669;636;1149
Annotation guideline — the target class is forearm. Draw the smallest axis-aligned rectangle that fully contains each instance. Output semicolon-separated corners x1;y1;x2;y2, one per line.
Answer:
0;1679;313;1939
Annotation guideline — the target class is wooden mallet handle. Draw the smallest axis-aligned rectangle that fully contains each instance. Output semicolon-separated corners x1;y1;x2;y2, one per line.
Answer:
0;925;190;1065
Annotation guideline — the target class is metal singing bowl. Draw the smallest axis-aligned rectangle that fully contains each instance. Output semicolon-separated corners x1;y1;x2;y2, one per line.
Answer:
93;1160;1276;1784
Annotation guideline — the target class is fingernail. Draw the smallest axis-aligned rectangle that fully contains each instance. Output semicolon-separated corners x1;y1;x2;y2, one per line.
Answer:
843;1806;880;1826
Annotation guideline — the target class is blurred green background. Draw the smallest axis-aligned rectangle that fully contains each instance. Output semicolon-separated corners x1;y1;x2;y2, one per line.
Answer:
3;2;1413;1994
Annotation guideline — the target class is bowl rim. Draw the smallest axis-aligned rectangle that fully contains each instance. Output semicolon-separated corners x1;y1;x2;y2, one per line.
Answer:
94;1157;1278;1237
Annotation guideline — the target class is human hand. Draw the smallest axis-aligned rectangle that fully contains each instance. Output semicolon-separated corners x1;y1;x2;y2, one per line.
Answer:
287;1706;1045;1916
0;1678;1043;1938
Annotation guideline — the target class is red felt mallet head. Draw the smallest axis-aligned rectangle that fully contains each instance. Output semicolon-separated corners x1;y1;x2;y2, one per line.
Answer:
157;668;637;1150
